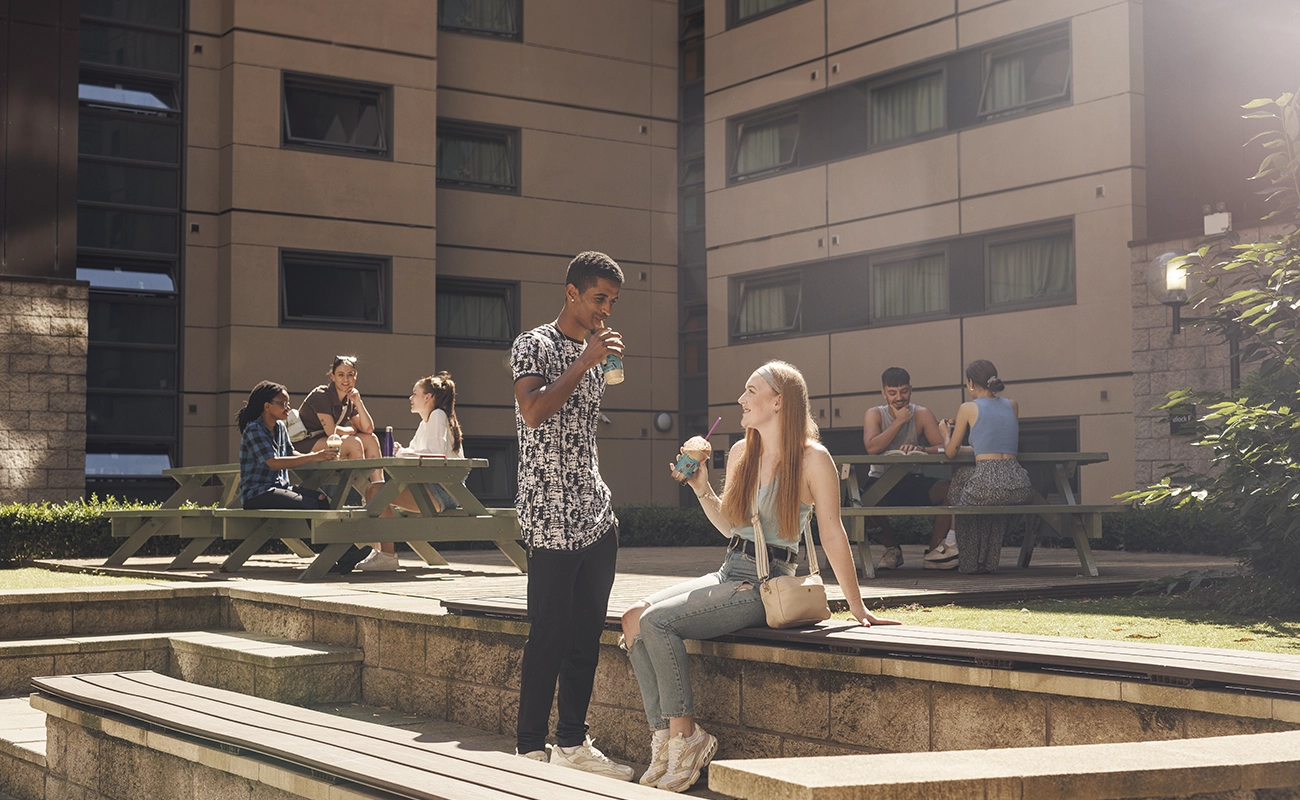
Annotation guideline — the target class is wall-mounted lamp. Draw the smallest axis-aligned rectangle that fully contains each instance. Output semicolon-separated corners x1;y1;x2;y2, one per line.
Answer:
653;412;673;433
1147;251;1193;333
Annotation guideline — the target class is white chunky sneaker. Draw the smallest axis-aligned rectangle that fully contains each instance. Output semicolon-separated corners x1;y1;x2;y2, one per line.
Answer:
550;737;634;781
354;549;400;572
516;747;549;762
657;724;718;793
639;728;670;786
922;543;959;570
876;545;904;570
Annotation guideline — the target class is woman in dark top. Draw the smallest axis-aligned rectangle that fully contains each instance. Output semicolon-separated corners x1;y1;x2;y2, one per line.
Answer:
236;381;337;510
297;356;381;464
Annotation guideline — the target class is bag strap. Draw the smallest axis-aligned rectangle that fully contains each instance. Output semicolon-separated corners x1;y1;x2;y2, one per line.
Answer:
750;507;819;582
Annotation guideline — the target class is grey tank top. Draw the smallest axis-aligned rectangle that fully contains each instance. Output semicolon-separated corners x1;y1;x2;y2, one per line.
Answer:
730;480;813;551
970;397;1019;455
868;403;919;478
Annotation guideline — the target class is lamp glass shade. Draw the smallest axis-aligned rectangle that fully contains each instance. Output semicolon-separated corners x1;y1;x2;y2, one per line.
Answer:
1166;260;1188;294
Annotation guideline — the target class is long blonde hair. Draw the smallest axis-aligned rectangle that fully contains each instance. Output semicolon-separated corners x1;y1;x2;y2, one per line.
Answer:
419;371;462;454
720;361;819;542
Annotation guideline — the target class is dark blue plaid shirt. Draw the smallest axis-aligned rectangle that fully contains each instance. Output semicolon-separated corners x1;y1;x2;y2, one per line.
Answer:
239;419;292;504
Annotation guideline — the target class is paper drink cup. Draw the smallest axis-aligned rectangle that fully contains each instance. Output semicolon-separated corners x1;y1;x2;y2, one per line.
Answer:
672;436;712;482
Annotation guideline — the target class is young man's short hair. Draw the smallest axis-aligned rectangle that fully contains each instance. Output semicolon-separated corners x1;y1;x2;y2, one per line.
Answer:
565;251;624;293
881;367;911;388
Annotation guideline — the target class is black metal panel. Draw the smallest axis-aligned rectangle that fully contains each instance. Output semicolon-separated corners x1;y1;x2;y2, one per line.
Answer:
802;255;870;333
947;235;986;316
4;22;61;276
56;25;78;278
946;48;984;131
8;0;55;24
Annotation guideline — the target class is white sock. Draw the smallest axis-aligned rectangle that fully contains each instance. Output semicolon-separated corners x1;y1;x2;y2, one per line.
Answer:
945;530;956;547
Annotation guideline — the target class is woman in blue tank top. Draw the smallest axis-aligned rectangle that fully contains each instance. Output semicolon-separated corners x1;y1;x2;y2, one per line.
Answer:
618;360;899;792
939;359;1033;573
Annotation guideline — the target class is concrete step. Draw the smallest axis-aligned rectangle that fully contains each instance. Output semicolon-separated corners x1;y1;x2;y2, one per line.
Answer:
0;697;45;800
0;632;173;697
169;631;362;704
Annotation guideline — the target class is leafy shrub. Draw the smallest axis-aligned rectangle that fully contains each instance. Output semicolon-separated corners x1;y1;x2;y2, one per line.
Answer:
615;504;717;547
0;496;158;566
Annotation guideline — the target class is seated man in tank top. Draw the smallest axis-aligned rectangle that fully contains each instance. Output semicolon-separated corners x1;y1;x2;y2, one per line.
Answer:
861;367;955;570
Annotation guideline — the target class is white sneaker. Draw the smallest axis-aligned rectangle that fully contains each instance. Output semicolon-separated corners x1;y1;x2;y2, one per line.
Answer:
550;737;634;781
923;543;959;570
657;724;718;793
354;549;400;572
876;546;904;570
517;747;549;762
639;729;670;786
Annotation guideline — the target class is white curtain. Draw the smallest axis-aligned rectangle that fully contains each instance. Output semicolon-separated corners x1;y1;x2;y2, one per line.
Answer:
989;233;1074;305
737;281;799;335
871;72;945;145
438;136;512;186
734;120;793;176
437;292;511;341
983;54;1026;114
738;0;789;20
873;254;947;319
440;0;518;33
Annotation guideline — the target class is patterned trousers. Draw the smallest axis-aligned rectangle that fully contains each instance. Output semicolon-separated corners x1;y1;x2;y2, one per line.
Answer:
946;459;1032;574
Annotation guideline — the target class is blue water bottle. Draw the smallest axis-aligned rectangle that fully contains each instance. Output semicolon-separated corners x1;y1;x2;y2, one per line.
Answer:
381;426;395;457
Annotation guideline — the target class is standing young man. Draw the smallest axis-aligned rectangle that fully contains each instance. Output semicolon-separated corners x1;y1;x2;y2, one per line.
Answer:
511;251;633;780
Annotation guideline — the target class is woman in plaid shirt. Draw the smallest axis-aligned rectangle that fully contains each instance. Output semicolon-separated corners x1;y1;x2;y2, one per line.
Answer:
237;381;338;510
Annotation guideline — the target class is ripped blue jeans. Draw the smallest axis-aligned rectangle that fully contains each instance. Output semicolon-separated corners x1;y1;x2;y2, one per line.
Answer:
626;548;796;729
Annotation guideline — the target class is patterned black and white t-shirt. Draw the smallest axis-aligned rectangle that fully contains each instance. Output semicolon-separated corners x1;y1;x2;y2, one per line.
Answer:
511;323;616;551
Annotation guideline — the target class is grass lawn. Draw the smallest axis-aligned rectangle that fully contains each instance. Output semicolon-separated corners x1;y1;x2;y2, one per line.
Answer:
839;595;1300;655
0;568;161;590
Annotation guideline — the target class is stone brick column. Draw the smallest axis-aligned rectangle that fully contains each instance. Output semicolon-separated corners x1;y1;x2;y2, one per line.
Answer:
1128;225;1281;489
0;276;89;504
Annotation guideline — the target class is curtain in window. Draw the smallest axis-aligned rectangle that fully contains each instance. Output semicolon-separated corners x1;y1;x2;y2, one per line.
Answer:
871;73;945;145
737;0;790;20
983;53;1026;114
736;281;799;335
438;136;512;187
873;254;946;319
440;0;518;33
988;233;1074;305
734;118;796;176
438;292;511;341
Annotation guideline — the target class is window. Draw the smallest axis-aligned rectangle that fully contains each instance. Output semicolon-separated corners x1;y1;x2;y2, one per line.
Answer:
869;70;945;146
436;278;518;347
438;0;521;40
978;30;1071;118
872;252;947;320
280;250;389;328
283;74;390;157
82;0;182;27
731;109;798;180
80;22;181;74
730;0;809;26
734;274;800;338
680;158;704;231
462;437;518;505
437;121;519;193
987;228;1074;307
78;76;178;113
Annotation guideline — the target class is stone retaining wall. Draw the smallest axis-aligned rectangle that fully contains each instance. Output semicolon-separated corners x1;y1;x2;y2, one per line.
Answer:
0;276;89;504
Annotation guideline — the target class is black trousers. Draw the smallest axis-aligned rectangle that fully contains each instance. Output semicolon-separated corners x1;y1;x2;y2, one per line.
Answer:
515;526;618;752
244;485;328;510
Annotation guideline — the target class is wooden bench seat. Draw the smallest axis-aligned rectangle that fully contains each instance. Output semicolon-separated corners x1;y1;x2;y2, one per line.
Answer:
32;671;660;800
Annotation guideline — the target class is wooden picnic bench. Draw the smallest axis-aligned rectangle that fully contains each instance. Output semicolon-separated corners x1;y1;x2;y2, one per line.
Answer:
31;671;662;800
836;452;1126;579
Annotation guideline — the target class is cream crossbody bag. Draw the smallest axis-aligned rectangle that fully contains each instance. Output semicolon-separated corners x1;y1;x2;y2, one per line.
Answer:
751;512;831;629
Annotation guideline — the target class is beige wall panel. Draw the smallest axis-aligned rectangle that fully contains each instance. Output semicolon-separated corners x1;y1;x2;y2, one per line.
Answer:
650;210;678;268
959;95;1134;198
523;130;654;210
1010;376;1134;422
827;0;953;54
959;168;1135;235
228;0;438;58
707;59;829;123
189;0;224;35
1071;2;1137;105
391;256;438;337
957;0;1000;10
222;327;434;400
229;146;437;227
600;438;659;507
607;286;653;359
188;32;222;72
434;246;568;284
228;30;436;89
830;387;966;435
703;0;726;38
651;144;679;216
704;119;727;191
652;64;678;121
828;319;963;396
224;243;280;328
185;246;220;330
226;211;436;257
437;35;655;117
827;202;960;258
827;136;959;223
1128;91;1146;171
604;354;654;409
648;353;680;412
186;146;220;214
392;86;438;168
187;64;221;151
705;0;826;93
182;417;219;470
827;18;956;87
436;192;651;262
431;347;516;409
186;211;219;249
453;405;515;440
524;0;653;63
961;302;1130;384
228;64;280;148
651;439;684;504
707;226;828;279
437;89;657;146
708;334;831;405
1074;206;1138;313
184;326;220;395
706;167;828;248
519;280;561;333
650;0;679;68
957;0;1128;48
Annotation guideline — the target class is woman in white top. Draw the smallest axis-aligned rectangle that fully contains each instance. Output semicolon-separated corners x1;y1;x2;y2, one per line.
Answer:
385;371;464;516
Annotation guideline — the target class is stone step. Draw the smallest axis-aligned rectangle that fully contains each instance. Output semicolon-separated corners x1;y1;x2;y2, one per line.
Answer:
0;632;173;697
169;631;362;705
0;697;46;800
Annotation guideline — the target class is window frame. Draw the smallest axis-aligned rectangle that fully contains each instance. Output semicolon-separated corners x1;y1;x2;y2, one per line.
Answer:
868;246;950;324
866;65;948;148
730;271;802;341
437;0;524;41
729;106;800;183
435;277;520;348
983;222;1076;312
976;27;1072;120
281;72;393;159
278;249;392;331
436;119;522;195
727;0;812;28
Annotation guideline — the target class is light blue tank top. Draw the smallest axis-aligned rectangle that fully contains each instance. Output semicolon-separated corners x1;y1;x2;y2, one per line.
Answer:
969;397;1019;455
730;480;813;551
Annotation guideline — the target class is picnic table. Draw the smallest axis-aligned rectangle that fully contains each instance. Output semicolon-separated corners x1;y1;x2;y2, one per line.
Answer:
835;452;1123;579
102;457;526;580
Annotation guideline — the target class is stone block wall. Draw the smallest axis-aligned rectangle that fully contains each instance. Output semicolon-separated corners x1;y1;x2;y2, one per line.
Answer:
0;276;89;504
1128;225;1283;489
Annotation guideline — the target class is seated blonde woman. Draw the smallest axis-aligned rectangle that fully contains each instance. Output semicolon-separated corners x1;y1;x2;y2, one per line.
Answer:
381;372;464;519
